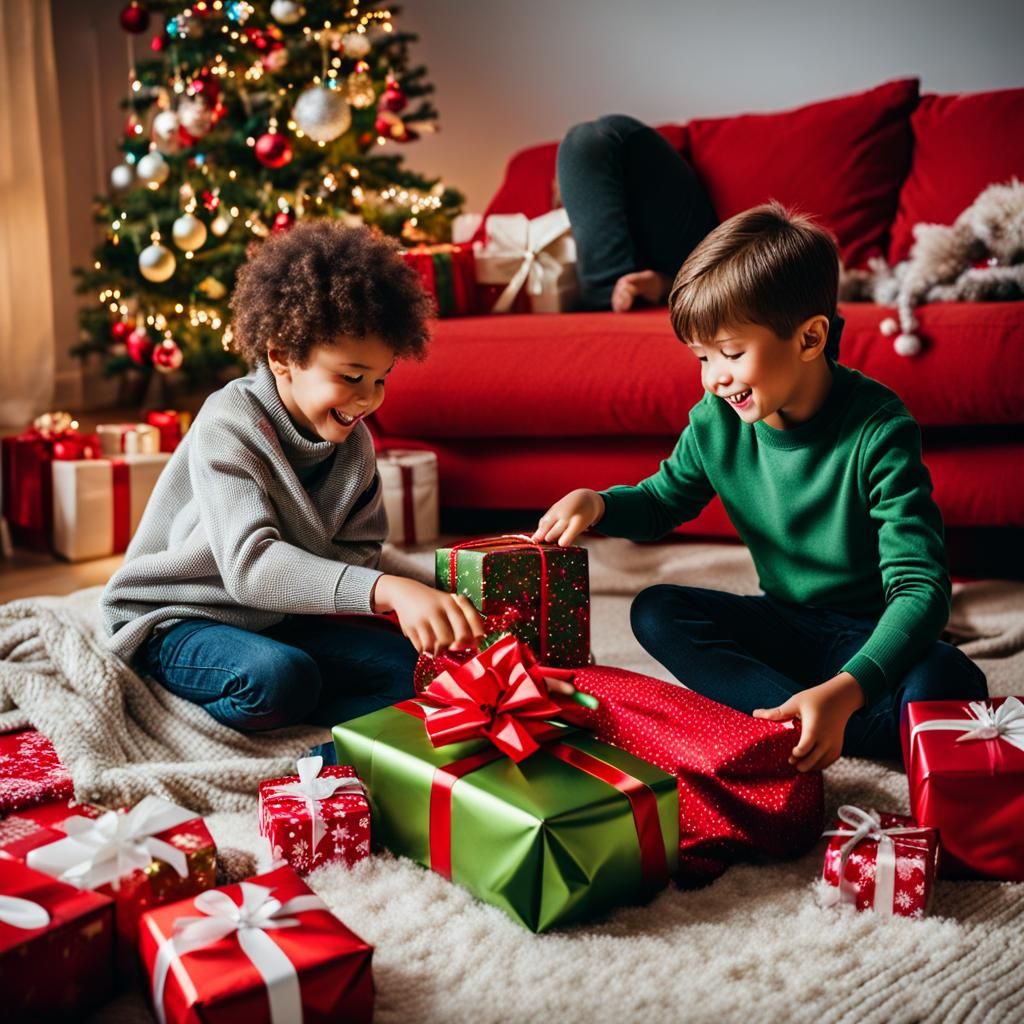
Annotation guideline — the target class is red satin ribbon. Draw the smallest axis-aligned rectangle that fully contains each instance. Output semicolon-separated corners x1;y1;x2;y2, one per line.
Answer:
110;459;131;554
400;463;416;545
447;535;553;661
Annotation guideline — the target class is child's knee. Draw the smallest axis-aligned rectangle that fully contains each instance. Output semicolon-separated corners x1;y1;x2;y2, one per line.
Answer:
229;646;322;728
630;584;680;643
902;642;988;704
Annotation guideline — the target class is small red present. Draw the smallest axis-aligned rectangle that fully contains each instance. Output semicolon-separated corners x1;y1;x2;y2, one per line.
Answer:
572;666;824;884
0;859;115;1018
0;728;74;814
903;696;1024;880
0;798;101;860
139;864;374;1024
144;409;192;452
400;242;478;317
821;805;938;917
259;757;370;875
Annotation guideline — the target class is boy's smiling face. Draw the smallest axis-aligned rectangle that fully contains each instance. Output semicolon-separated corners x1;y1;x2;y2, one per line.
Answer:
268;334;395;443
686;317;830;429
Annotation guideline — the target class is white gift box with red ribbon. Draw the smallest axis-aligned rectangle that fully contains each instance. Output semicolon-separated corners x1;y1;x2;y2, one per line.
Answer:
51;453;169;562
377;448;439;546
97;422;162;456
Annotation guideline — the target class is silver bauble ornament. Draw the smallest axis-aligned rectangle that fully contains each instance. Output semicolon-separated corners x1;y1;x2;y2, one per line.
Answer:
171;213;208;251
292;85;351;143
211;212;233;237
136;151;170;188
270;0;305;24
139;243;176;282
110;164;134;189
178;96;213;139
342;31;371;59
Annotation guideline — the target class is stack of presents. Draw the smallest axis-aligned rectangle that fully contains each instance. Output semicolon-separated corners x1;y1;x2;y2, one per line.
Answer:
2;534;1022;1021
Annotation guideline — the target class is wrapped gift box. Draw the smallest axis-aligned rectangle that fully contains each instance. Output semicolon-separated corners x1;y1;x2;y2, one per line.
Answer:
139;864;374;1024
97;422;162;456
436;535;590;668
574;666;825;884
821;806;938;917
51;452;169;561
401;242;478;317
475;209;579;314
903;696;1024;880
334;637;678;933
145;409;191;452
0;729;74;814
0;859;114;1020
377;448;439;546
258;758;371;875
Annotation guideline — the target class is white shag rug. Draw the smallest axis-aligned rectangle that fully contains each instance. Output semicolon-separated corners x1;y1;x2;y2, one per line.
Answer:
77;539;1023;1023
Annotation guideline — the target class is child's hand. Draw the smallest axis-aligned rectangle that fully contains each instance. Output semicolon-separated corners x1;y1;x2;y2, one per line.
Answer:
372;575;486;656
752;672;865;773
531;489;605;547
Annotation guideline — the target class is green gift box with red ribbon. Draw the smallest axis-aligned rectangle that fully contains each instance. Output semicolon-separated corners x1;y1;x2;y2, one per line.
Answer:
436;536;590;669
333;635;678;932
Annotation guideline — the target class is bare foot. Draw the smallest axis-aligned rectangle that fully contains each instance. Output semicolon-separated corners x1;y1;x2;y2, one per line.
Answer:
611;270;672;312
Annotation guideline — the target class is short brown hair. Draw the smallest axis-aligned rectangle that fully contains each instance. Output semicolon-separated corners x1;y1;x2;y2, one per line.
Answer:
229;220;432;366
669;202;839;349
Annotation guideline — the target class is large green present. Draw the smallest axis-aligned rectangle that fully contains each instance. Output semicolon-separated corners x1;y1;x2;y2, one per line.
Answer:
436;536;590;667
333;637;678;933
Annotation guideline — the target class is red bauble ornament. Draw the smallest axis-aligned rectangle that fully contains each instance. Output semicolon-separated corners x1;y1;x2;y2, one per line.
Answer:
153;338;184;373
119;1;150;33
110;320;132;343
375;111;417;143
378;86;407;114
272;210;295;233
254;132;293;169
126;327;154;365
190;73;220;106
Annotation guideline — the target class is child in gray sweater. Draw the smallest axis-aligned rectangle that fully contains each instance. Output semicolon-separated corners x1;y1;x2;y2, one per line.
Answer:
102;222;484;731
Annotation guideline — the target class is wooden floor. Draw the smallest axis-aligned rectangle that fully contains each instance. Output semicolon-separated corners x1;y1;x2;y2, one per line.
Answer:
0;550;123;602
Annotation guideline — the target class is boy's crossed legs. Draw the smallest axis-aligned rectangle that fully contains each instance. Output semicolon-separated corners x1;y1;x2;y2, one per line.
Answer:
140;615;417;732
631;584;988;761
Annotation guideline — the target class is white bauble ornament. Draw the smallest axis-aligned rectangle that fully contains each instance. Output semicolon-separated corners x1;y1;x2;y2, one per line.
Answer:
893;333;922;357
178;96;213;139
171;213;208;251
342;31;371;59
211;212;233;237
292;85;351;142
136;151;170;187
152;109;180;141
139;243;176;282
879;316;899;336
270;0;305;24
110;163;134;189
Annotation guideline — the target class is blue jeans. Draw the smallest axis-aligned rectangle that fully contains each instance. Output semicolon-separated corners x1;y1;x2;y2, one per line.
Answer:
140;615;418;732
630;585;988;760
556;114;717;310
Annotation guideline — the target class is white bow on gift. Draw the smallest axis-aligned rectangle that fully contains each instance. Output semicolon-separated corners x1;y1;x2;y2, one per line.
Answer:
0;895;50;930
910;696;1024;753
151;882;327;1024
821;805;932;916
25;795;195;891
266;756;365;856
479;209;574;313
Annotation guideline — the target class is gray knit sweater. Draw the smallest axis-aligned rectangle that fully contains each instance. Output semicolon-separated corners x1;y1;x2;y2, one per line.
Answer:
101;363;388;663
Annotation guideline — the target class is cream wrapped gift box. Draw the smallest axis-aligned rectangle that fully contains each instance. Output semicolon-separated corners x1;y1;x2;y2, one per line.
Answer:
475;208;579;314
377;449;439;546
51;453;169;561
97;422;162;456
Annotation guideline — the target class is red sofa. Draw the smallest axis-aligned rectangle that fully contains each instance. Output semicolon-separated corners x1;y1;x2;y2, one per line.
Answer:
374;80;1024;573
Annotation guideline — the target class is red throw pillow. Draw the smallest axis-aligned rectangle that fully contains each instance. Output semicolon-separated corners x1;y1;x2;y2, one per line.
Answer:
888;88;1024;265
686;78;920;268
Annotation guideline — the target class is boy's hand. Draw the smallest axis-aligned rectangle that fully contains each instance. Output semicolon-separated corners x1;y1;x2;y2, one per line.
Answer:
752;672;865;773
531;489;605;547
372;575;486;656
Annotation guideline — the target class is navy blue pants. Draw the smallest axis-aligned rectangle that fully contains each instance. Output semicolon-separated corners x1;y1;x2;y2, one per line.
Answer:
556;114;717;309
140;615;417;732
630;585;988;760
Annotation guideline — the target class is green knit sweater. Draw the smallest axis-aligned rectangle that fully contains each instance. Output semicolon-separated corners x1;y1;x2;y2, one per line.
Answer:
599;363;951;706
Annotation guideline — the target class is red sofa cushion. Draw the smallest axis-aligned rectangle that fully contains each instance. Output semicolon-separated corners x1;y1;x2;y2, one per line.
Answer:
685;79;919;269
378;301;1024;438
888;88;1024;264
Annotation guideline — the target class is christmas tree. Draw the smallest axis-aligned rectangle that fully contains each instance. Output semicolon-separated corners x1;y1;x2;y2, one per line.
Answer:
73;0;463;398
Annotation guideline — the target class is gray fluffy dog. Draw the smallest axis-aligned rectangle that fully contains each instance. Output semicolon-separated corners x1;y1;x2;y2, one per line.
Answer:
840;179;1024;356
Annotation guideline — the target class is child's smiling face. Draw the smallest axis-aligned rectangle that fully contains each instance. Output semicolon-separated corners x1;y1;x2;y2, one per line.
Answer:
268;334;395;443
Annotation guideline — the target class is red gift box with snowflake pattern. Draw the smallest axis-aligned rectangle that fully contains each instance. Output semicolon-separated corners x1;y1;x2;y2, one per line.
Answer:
821;806;938;917
258;760;371;875
0;729;74;814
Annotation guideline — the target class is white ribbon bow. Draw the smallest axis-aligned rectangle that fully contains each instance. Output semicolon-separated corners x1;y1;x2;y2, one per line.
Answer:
151;882;327;1024
480;210;574;313
266;756;365;858
910;696;1024;753
822;805;932;916
26;795;196;891
0;894;50;930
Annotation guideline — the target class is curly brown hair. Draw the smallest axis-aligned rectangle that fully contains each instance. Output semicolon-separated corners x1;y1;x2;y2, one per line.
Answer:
229;220;432;367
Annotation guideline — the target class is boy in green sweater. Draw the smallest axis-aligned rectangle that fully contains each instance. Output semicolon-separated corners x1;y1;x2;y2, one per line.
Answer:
532;202;986;770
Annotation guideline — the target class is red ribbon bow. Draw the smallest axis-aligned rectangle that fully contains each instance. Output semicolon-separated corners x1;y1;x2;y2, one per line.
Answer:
421;634;578;762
